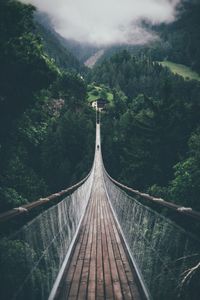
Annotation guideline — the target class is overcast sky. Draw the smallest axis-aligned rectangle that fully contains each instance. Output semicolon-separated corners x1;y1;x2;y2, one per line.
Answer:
20;0;181;45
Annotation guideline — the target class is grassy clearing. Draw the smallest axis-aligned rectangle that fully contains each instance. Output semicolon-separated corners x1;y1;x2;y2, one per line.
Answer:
87;91;98;102
158;61;200;81
87;84;113;103
107;92;114;101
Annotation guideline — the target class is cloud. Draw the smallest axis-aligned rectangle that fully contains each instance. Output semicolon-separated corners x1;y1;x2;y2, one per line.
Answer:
20;0;181;45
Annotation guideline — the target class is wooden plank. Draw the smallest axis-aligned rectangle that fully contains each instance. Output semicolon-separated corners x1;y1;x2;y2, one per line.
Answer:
101;193;114;300
105;195;142;299
69;188;96;299
59;188;94;300
103;197;123;300
116;259;133;299
55;220;87;300
88;194;98;298
96;195;105;299
78;193;96;299
55;150;143;300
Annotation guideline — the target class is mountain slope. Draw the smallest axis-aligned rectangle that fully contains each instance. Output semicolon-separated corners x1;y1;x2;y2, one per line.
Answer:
135;0;200;74
0;0;95;213
35;11;100;65
156;0;200;73
34;12;86;73
90;50;200;211
95;0;200;74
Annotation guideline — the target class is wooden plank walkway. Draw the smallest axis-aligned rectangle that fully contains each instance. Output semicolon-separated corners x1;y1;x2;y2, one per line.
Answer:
54;127;143;300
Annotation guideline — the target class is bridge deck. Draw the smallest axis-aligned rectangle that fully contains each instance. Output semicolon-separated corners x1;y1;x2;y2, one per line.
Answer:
54;126;142;300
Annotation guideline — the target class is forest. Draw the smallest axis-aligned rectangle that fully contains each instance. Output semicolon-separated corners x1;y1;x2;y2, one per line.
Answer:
0;1;200;300
90;50;200;211
0;0;95;213
0;0;200;219
96;0;200;76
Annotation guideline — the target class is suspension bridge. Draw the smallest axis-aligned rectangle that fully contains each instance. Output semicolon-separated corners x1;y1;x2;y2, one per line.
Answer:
0;122;200;300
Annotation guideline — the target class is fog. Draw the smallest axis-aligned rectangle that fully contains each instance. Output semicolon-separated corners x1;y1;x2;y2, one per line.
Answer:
20;0;181;45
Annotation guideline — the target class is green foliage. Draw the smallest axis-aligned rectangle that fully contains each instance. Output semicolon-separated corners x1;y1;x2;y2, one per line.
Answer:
147;128;200;211
167;129;200;210
0;0;35;42
1;151;48;202
0;187;27;212
0;87;95;211
97;51;200;211
144;1;200;74
87;83;114;103
159;61;200;81
0;0;95;213
0;238;38;299
51;72;87;103
41;105;95;192
35;22;85;73
0;1;200;299
0;0;58;144
0;31;57;112
91;50;194;101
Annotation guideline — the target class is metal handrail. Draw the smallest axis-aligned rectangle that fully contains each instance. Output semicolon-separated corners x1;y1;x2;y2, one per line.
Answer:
0;121;99;224
103;167;200;222
0;171;91;223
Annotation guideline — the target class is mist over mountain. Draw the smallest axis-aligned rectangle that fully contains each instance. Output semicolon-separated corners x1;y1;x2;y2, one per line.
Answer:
1;6;200;299
123;0;200;73
156;0;200;72
35;12;100;63
34;13;85;72
91;0;200;73
20;0;181;46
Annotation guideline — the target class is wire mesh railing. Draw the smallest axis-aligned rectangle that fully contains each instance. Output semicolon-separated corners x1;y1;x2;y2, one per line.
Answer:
103;169;200;300
0;172;92;224
1;120;200;300
0;166;94;300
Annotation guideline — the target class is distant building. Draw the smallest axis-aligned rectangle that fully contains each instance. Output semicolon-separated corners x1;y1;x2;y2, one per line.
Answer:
91;98;108;110
91;101;98;109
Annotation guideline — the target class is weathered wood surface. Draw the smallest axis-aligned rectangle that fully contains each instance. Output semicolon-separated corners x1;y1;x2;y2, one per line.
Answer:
54;127;142;300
